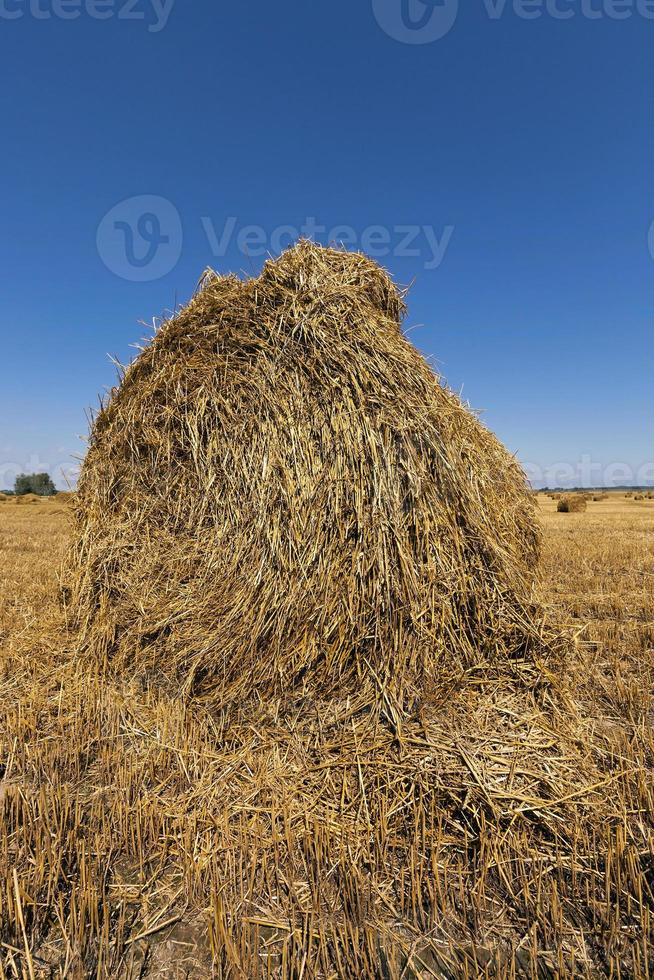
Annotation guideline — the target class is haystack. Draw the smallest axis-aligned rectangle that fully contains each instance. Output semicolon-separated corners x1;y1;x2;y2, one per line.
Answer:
557;495;587;513
15;492;41;505
66;242;542;711
55;490;75;502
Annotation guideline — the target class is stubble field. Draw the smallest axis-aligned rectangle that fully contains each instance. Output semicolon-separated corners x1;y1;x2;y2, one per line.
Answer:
0;493;652;977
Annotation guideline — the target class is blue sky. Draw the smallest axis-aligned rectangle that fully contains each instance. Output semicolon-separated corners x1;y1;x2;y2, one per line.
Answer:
1;0;653;488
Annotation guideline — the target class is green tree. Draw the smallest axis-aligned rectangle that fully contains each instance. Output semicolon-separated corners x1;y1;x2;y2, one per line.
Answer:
14;474;32;495
14;472;57;496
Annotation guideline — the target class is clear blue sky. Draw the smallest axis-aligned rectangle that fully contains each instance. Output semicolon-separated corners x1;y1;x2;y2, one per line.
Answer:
1;0;653;489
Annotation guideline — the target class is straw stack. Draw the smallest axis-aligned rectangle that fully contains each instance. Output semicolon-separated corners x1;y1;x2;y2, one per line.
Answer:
66;242;543;715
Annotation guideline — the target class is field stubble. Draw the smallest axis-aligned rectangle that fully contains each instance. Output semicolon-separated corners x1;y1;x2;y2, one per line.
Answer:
0;494;652;977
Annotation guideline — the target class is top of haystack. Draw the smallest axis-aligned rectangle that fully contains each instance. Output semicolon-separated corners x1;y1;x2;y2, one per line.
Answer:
203;239;405;316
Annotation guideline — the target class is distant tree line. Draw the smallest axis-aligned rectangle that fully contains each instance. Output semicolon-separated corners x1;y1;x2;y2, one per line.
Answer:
14;472;57;496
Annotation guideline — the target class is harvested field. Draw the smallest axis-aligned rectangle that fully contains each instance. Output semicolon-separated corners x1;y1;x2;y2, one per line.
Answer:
1;506;653;976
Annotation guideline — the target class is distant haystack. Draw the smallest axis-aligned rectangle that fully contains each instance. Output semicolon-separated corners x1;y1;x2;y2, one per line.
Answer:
15;493;42;505
66;242;543;709
557;495;587;514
